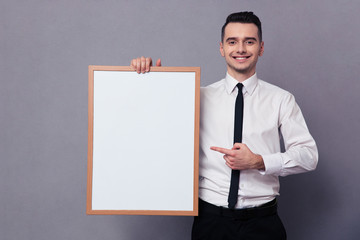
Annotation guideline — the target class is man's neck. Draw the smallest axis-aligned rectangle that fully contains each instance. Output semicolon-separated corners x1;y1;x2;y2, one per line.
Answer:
227;69;256;82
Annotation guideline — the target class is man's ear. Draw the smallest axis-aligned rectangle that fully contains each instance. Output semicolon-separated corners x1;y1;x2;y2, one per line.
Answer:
259;41;264;56
219;42;225;57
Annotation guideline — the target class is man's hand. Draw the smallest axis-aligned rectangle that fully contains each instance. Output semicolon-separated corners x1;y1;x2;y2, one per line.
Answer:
130;56;161;74
210;143;265;171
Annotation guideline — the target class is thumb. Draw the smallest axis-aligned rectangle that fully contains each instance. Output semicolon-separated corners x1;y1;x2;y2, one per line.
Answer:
232;142;242;150
156;58;162;66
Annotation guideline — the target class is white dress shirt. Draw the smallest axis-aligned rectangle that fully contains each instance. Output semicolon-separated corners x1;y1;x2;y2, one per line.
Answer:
199;73;318;208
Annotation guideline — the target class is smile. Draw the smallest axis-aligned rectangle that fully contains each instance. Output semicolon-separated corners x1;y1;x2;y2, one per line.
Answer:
233;56;250;60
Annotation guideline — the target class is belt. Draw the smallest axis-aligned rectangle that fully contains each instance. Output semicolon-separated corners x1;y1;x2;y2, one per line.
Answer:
198;198;278;220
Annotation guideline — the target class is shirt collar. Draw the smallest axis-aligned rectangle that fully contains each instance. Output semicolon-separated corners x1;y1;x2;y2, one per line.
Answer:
225;72;258;96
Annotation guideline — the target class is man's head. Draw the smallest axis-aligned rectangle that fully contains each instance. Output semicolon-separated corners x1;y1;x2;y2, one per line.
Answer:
220;12;264;81
221;12;262;43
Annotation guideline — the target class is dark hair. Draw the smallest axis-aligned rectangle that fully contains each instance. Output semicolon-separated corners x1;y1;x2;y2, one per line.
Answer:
221;12;262;42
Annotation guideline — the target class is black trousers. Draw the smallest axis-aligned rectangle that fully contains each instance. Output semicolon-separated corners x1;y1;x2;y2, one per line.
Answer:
192;199;287;240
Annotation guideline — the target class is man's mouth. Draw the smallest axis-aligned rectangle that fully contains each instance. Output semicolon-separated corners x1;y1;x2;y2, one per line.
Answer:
233;56;250;60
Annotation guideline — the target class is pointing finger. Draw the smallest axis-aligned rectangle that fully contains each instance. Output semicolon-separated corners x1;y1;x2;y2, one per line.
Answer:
210;146;233;155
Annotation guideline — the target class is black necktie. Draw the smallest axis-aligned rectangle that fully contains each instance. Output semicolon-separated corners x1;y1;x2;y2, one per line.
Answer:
228;83;243;209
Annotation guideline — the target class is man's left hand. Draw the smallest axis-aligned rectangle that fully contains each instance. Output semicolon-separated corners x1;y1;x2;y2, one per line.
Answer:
210;143;265;171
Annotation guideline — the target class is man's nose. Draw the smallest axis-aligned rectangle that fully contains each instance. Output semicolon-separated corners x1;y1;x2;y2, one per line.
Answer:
237;42;246;53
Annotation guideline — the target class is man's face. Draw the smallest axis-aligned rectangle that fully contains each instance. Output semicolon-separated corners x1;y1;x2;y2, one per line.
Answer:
220;22;264;81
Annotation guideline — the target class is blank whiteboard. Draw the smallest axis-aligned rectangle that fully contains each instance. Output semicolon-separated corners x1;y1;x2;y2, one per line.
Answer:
87;65;200;215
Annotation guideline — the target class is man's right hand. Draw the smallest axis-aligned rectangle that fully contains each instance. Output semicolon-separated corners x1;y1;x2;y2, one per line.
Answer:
130;56;162;74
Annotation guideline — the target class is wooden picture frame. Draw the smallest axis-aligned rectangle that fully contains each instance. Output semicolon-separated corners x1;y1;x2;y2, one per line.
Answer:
87;65;200;215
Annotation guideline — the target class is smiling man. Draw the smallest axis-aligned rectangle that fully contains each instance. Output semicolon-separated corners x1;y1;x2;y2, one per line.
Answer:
220;21;264;81
131;12;318;240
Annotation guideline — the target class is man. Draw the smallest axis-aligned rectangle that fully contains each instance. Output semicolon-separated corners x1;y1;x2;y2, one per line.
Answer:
131;12;318;240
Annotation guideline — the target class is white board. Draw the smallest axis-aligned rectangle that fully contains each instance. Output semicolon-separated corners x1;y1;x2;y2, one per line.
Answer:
87;66;200;215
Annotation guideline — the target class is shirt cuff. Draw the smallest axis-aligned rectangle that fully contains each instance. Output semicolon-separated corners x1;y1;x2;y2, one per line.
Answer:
260;153;283;175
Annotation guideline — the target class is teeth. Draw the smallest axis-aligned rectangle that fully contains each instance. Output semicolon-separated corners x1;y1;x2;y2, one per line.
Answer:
236;57;246;60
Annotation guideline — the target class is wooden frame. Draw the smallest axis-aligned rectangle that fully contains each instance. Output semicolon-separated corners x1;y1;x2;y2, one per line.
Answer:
87;65;200;215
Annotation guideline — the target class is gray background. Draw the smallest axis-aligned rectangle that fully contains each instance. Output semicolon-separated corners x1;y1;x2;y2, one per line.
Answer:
1;0;359;239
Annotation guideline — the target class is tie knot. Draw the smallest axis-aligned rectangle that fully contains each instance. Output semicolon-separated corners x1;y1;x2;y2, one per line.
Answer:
236;83;243;94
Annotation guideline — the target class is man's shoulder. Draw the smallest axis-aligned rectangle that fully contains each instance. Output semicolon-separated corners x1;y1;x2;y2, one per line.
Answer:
202;78;225;89
200;78;226;94
257;79;292;97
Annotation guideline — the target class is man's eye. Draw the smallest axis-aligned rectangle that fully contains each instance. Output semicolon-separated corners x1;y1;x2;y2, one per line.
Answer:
228;41;236;45
246;41;254;45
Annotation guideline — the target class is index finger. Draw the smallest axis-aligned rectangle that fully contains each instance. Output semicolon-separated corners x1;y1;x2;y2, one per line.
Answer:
210;146;233;155
145;57;152;72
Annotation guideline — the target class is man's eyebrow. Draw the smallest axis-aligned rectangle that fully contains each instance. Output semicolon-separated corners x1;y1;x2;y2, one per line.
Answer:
225;37;258;42
244;37;258;42
225;37;238;42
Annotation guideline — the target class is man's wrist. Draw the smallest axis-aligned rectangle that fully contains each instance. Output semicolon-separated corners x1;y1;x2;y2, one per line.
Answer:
254;154;265;171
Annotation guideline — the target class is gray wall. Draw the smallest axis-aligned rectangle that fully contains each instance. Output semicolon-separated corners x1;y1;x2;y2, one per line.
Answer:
1;0;359;239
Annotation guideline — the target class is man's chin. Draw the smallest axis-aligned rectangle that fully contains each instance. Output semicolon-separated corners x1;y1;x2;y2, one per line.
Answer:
230;66;252;74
